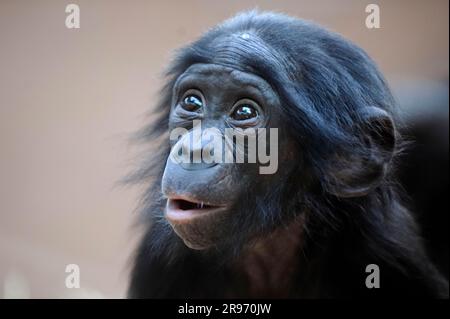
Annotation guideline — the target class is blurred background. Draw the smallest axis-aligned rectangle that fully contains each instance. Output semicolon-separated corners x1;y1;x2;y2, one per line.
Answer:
0;0;448;298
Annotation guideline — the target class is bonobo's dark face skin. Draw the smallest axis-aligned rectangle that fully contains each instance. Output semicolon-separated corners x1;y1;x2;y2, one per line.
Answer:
161;63;293;249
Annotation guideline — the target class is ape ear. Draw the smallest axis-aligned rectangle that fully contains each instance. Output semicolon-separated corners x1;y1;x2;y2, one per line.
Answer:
327;106;396;198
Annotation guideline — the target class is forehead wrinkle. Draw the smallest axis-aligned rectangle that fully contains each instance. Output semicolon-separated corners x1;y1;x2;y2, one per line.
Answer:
210;32;296;79
174;63;273;97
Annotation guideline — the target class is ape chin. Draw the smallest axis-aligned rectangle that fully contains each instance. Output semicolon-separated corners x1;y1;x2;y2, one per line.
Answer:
128;11;449;298
165;197;230;250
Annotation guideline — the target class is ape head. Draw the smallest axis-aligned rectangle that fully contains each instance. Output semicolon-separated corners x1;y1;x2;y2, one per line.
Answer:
152;12;396;251
130;11;448;298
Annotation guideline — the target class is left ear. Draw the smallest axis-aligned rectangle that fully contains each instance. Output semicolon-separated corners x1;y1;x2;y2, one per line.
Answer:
327;106;396;198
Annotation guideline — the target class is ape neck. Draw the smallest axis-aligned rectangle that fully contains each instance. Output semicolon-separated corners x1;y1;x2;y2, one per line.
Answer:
229;216;305;298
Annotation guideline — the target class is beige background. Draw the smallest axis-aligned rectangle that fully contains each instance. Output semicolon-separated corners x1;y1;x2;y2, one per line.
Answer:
0;0;448;298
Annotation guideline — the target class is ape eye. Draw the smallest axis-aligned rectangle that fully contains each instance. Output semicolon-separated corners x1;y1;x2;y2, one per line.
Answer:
230;101;259;121
180;90;204;112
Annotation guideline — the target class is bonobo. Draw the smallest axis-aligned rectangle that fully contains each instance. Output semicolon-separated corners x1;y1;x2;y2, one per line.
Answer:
128;11;449;298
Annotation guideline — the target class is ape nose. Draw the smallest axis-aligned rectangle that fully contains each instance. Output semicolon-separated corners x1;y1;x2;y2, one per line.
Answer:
171;131;219;170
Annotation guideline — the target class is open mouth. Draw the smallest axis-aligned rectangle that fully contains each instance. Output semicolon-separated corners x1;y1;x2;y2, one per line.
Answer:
175;199;215;210
165;197;226;222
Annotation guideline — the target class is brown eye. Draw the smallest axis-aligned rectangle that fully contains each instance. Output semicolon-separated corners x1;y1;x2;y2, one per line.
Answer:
231;104;259;121
181;94;203;112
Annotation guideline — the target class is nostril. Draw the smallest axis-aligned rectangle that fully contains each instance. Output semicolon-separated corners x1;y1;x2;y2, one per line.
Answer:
181;142;191;160
180;161;218;170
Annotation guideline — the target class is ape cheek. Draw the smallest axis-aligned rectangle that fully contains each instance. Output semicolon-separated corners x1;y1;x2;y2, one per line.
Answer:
167;211;230;250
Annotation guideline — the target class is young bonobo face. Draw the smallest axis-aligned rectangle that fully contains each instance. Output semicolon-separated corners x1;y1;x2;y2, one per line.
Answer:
161;63;289;250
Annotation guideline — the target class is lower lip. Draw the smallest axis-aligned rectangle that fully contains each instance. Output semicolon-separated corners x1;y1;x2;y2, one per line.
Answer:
165;199;225;223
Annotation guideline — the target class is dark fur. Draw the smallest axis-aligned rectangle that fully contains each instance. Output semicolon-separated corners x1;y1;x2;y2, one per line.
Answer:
128;11;448;298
